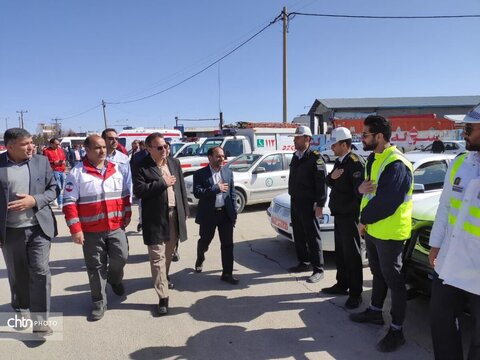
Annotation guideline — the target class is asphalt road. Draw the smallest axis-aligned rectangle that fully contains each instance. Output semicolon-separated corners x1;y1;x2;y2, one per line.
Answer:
0;203;458;359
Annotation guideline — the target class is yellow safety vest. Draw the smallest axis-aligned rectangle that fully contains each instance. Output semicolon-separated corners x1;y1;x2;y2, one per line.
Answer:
360;146;413;240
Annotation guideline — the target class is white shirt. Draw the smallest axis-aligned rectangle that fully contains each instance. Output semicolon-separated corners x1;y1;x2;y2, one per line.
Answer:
209;165;225;208
106;150;132;201
429;151;480;294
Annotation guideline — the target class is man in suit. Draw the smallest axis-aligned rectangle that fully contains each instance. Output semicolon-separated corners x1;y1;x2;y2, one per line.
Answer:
193;146;238;285
0;128;59;336
133;133;189;315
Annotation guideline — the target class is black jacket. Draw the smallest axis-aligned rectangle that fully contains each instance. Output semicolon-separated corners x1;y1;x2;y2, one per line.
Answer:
326;152;365;217
133;155;189;246
288;146;327;206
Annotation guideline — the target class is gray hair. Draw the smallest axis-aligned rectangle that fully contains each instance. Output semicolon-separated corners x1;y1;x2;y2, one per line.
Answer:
4;128;31;146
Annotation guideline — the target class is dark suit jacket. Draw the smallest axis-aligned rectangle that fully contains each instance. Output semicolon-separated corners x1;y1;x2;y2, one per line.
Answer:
0;153;59;246
133;155;189;246
193;165;237;225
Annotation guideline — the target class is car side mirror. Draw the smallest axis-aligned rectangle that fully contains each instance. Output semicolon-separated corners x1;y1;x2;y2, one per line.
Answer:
413;183;425;193
254;167;266;174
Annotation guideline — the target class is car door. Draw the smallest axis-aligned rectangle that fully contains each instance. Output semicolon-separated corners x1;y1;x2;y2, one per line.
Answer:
248;153;288;202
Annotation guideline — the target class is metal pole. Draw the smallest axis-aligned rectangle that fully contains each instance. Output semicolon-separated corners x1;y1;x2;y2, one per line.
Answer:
102;100;108;128
282;7;288;124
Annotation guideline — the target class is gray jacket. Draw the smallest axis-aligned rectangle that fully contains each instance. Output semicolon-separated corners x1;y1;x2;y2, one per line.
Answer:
0;153;59;246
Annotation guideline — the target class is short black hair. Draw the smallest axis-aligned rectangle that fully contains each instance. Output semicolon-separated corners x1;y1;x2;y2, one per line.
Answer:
101;128;117;139
338;138;352;148
4;128;31;146
49;137;60;144
207;146;223;156
364;115;392;142
145;132;164;146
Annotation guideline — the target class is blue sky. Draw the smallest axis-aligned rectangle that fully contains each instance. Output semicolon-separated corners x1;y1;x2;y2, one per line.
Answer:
1;0;479;134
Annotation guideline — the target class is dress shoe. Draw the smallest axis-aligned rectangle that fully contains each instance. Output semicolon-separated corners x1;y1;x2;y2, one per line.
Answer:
345;296;362;309
350;308;384;325
109;282;125;296
289;262;312;273
172;250;180;262
306;271;324;283
376;327;406;352
220;274;239;285
195;259;203;273
321;284;349;295
90;306;106;321
158;298;169;316
33;324;53;336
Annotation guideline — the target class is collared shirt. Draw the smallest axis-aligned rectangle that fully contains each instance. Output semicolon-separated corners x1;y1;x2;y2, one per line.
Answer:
209;165;225;208
294;149;307;160
337;152;348;164
159;162;176;207
107;149;132;199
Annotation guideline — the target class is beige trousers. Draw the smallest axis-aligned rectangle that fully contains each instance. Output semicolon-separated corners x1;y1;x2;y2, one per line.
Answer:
147;208;179;300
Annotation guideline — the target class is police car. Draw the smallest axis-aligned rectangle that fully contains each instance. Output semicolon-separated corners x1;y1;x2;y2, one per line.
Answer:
184;150;294;213
267;153;456;256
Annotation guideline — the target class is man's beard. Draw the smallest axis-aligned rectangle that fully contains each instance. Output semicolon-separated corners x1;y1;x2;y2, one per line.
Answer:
363;141;377;151
466;141;480;151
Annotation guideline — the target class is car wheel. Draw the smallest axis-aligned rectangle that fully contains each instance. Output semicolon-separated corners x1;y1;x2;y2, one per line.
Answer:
322;154;330;162
234;189;246;213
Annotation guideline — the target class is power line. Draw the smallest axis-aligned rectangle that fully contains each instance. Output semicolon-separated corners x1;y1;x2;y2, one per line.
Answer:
289;12;480;20
61;104;102;120
106;12;283;105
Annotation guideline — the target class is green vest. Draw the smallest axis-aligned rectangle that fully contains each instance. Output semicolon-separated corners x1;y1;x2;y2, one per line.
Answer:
360;146;414;240
447;153;467;228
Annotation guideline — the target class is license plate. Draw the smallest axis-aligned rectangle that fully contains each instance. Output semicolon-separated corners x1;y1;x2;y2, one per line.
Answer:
272;216;289;231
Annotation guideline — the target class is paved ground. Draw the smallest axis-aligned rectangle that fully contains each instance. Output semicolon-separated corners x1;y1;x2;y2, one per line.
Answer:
0;203;451;359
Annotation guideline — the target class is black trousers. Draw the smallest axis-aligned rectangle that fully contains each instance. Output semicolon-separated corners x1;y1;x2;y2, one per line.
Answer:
2;225;51;321
334;215;363;297
197;209;234;275
430;272;480;360
365;233;406;326
291;200;323;271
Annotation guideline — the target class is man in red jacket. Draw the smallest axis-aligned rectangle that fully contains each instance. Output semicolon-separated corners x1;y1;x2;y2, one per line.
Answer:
43;138;67;208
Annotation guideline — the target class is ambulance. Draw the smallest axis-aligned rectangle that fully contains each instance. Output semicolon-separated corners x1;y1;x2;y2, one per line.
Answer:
117;127;182;151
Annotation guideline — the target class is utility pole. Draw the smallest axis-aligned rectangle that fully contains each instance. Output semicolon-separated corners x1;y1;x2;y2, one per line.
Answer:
16;110;28;129
175;116;179;127
219;111;224;131
4;117;9;131
282;6;288;124
102;100;108;128
52;118;62;136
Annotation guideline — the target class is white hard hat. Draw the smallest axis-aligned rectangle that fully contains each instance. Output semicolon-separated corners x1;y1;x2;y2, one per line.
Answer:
291;125;313;137
327;127;352;146
463;103;480;123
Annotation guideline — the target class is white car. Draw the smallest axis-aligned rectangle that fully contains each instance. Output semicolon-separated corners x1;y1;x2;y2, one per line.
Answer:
171;141;204;158
408;140;466;155
267;153;456;254
320;142;371;163
185;151;294;213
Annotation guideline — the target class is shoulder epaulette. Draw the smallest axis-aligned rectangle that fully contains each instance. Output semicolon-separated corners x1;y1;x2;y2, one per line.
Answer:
349;153;359;162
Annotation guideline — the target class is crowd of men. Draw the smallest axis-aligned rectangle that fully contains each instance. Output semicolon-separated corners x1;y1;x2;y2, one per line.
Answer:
0;105;479;358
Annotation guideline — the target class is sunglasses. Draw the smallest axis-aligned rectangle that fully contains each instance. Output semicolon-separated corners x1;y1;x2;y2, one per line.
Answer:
154;145;169;151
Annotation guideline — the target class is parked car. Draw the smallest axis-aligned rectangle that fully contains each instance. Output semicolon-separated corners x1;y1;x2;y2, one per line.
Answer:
408;140;466;155
0;140;6;154
185;150;294;213
171;141;204;158
268;153;456;257
320;142;371;162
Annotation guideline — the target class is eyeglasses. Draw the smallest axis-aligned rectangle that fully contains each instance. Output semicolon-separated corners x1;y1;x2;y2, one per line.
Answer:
361;132;376;138
106;136;119;141
463;123;478;136
154;145;169;151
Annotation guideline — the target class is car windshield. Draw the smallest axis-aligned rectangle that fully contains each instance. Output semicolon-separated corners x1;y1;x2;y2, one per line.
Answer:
196;139;224;156
226;154;262;172
170;143;184;156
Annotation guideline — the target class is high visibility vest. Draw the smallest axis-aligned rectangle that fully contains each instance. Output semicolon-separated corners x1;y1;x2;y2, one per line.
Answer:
447;153;480;236
360;146;413;240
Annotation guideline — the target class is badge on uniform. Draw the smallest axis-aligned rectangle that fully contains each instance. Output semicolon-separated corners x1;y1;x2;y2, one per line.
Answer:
452;177;463;193
454;177;461;185
352;171;362;178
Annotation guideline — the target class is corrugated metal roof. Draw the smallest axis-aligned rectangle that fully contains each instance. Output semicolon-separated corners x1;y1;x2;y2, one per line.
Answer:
316;96;480;110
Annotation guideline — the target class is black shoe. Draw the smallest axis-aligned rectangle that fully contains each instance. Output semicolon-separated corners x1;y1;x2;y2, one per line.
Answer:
289;262;312;273
33;324;53;336
345;296;362;309
306;271;324;283
349;308;384;325
195;259;203;273
221;274;239;285
137;223;142;232
110;282;125;296
172;250;180;262
376;327;406;352
90;306;106;321
158;298;169;316
321;284;349;295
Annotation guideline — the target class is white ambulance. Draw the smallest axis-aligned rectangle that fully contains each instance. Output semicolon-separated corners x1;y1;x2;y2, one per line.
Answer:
117;128;182;151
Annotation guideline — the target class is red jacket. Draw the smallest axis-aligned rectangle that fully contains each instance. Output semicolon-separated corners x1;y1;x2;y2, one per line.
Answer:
63;159;131;234
43;147;67;172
